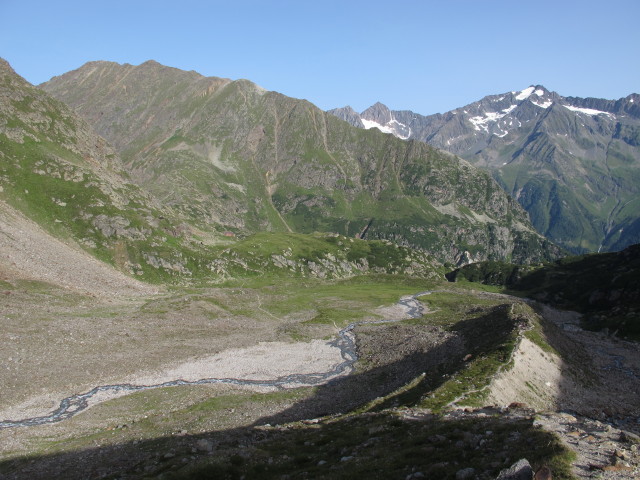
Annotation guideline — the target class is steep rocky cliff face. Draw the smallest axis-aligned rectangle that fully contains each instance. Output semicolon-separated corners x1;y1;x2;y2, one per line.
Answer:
330;87;640;254
41;61;560;264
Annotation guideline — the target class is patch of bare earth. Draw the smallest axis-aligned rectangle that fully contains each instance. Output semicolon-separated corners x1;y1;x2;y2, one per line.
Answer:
0;199;158;297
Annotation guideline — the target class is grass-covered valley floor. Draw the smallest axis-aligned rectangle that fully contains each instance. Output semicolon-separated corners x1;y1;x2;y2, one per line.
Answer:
2;268;639;479
0;275;563;478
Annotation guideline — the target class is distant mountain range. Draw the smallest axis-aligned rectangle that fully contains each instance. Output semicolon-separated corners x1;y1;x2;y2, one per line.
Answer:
329;87;640;254
36;60;559;267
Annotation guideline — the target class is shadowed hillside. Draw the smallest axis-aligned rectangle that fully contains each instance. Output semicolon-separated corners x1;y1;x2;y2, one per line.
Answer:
446;244;640;339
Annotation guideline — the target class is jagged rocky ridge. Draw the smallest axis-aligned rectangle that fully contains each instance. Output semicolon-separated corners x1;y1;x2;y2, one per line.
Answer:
330;87;640;254
40;60;560;265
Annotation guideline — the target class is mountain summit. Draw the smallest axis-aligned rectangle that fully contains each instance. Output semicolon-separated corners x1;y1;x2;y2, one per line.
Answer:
330;87;640;253
329;102;412;140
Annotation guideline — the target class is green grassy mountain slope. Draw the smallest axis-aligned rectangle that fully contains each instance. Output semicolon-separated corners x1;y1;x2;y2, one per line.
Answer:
41;60;561;265
3;58;441;285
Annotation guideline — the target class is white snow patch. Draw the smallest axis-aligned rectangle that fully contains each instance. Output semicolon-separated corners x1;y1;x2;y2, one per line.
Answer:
469;110;508;133
630;99;634;103
563;105;614;118
388;119;412;139
484;111;506;122
534;89;545;96
515;86;535;101
532;99;553;109
362;118;395;135
469;106;521;136
361;117;411;140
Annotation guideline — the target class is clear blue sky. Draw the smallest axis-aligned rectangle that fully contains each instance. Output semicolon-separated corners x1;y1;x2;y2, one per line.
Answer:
1;0;638;114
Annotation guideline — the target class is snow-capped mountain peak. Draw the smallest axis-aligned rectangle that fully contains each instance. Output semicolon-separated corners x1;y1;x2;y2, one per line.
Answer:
329;86;636;147
327;87;640;255
357;102;412;139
